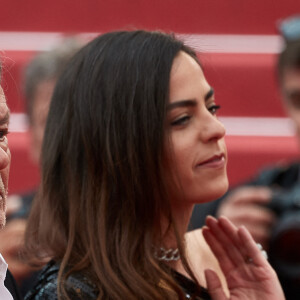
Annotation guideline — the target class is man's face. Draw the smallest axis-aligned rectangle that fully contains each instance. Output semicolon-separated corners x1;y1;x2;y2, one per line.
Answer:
0;86;11;229
281;68;300;142
30;79;55;164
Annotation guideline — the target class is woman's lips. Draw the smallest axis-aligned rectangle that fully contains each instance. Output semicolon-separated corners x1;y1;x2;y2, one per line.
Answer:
196;154;226;169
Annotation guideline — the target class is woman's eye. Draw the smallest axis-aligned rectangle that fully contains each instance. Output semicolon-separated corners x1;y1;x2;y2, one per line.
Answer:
0;129;9;141
171;115;191;126
208;105;221;115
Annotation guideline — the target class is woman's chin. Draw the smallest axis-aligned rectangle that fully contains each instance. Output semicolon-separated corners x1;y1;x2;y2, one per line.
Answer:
197;178;229;204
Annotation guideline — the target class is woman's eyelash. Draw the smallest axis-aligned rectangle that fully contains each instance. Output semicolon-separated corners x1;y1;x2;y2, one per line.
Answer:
208;105;221;115
171;115;191;126
170;105;221;126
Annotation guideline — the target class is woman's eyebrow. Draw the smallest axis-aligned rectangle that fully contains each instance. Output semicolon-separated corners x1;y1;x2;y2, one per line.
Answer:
167;87;214;111
205;87;214;101
167;99;197;111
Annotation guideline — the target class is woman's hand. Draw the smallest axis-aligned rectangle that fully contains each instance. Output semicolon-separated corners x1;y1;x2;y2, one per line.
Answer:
202;216;285;300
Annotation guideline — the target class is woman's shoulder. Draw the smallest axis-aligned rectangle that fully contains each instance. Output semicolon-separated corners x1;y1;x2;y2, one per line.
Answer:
185;228;212;264
24;260;98;300
185;228;229;296
185;229;215;280
185;228;222;268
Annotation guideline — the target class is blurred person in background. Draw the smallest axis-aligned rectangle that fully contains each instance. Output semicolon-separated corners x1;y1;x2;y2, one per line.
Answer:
0;37;83;297
190;15;300;300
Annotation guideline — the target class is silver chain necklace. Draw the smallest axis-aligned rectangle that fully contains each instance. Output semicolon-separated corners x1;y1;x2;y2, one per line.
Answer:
154;247;180;262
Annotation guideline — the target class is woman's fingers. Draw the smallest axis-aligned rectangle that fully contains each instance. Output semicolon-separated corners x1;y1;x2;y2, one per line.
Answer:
204;216;271;277
202;226;234;273
205;269;228;300
218;216;249;259
203;216;285;300
238;225;269;267
204;216;245;269
210;215;267;265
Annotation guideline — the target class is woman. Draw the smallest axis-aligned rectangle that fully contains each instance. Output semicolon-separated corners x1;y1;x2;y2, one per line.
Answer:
24;30;284;300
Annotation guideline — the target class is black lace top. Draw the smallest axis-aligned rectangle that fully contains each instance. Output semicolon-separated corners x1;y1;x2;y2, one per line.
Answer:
24;261;98;300
25;261;211;299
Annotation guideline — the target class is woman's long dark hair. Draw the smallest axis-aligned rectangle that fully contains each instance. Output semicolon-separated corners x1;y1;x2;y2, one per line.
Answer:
25;30;200;299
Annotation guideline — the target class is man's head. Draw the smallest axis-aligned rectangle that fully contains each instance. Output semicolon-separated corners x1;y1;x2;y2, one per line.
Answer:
24;37;83;163
0;66;11;229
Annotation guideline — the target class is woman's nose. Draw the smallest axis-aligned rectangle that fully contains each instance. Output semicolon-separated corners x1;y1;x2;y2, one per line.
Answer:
200;115;226;142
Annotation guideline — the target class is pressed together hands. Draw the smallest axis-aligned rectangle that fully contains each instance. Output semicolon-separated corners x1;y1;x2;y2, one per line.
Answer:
203;216;285;300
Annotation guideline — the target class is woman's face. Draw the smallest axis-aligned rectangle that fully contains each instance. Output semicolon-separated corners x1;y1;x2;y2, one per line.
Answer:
166;51;228;205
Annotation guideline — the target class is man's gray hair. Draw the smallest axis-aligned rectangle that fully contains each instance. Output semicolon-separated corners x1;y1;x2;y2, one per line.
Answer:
24;37;84;122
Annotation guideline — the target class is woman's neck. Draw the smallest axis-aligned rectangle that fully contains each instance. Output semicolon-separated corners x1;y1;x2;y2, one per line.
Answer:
160;202;194;250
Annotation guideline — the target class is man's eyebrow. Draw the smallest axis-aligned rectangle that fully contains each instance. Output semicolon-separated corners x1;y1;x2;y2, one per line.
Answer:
0;111;10;126
167;99;197;111
205;87;214;101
